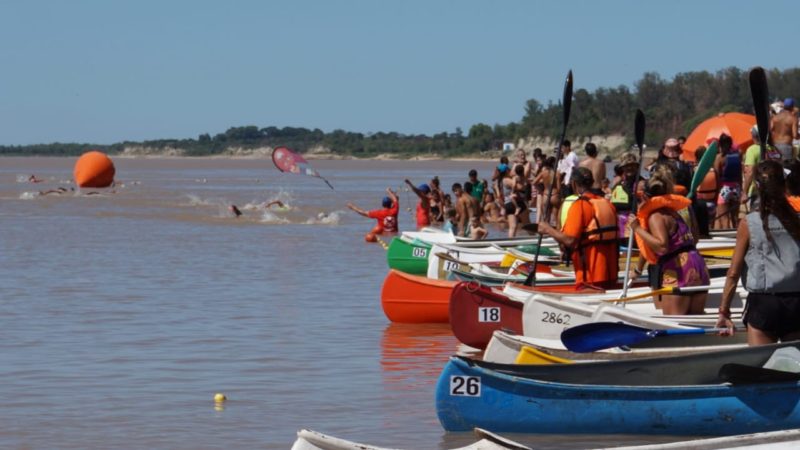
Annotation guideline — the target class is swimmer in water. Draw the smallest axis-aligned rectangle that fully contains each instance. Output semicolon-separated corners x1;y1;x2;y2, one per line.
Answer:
229;205;243;217
265;200;286;209
38;187;69;196
28;175;44;183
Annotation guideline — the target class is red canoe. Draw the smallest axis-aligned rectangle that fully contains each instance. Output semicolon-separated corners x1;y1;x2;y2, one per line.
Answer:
380;269;456;323
449;282;524;350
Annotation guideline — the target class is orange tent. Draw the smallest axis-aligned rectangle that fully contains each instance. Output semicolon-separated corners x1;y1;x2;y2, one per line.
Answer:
681;112;756;162
74;151;115;188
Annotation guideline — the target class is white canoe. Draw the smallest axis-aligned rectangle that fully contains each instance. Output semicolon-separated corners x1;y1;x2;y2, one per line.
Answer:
291;427;531;450
481;330;746;364
521;294;745;342
599;428;800;449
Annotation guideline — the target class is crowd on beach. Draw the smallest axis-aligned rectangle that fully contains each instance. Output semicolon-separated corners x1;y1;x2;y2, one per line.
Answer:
351;98;800;346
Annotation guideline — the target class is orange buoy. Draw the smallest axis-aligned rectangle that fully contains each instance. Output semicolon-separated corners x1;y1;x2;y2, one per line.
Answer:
74;151;115;188
365;232;377;243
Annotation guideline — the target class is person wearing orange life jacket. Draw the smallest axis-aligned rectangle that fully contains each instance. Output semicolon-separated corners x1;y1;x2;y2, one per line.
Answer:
788;161;800;212
538;167;619;289
628;170;710;315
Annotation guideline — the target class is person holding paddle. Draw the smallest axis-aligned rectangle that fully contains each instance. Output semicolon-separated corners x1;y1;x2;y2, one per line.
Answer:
537;167;619;289
717;160;800;344
628;168;710;315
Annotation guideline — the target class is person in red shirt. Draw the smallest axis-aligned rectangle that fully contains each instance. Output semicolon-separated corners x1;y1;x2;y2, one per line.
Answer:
347;188;399;233
538;167;620;289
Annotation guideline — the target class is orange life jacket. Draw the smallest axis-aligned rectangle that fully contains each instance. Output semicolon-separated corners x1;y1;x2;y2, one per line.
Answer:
577;196;619;248
789;196;800;213
635;194;693;264
696;169;718;201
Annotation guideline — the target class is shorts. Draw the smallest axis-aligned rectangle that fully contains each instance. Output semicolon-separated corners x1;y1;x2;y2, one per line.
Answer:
743;292;800;338
504;199;527;216
717;183;741;205
775;143;795;164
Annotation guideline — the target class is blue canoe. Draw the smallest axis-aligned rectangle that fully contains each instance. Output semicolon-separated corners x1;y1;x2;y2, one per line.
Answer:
436;341;800;435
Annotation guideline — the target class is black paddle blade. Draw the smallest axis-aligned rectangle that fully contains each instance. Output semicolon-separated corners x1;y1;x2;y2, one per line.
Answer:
634;109;645;151
562;70;574;129
749;67;770;159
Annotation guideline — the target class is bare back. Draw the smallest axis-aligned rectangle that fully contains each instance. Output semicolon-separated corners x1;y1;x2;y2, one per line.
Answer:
580;157;606;190
772;111;798;144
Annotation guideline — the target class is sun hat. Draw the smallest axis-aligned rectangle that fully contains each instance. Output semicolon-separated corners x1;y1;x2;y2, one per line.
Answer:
619;152;639;168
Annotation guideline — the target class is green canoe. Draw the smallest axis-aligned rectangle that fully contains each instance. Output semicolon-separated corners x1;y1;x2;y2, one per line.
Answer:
386;237;432;275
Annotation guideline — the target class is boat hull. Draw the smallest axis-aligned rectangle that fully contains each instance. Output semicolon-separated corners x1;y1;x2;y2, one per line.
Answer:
449;282;523;349
436;350;800;435
386;237;431;275
380;269;455;323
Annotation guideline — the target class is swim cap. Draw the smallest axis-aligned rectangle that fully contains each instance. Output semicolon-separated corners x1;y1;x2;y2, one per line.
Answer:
785;98;795;109
418;183;431;194
497;163;509;173
382;196;393;208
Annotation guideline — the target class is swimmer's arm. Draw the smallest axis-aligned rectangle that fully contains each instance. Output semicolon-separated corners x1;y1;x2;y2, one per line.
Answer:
346;202;369;217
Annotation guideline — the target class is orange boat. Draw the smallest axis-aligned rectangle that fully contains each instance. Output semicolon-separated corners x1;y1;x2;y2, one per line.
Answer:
380;269;456;323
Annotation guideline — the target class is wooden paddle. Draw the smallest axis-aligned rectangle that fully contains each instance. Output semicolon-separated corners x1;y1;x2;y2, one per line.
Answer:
749;67;771;161
526;70;573;287
605;284;715;303
620;110;646;299
561;321;737;353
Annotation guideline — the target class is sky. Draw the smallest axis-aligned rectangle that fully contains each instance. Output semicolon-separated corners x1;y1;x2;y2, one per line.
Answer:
0;0;798;145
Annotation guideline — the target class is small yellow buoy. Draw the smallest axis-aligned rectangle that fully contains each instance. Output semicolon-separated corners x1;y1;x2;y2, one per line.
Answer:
214;393;227;403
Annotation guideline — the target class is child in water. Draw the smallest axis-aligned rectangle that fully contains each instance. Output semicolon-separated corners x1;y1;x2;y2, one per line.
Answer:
469;215;488;240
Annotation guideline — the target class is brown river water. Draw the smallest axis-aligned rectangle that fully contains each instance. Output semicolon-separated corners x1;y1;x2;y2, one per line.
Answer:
1;157;687;449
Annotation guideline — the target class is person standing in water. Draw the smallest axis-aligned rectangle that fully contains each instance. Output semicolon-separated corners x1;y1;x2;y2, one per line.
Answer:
405;179;432;229
347;188;399;234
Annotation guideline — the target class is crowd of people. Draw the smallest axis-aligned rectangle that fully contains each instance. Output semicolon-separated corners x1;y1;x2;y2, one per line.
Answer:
348;100;800;343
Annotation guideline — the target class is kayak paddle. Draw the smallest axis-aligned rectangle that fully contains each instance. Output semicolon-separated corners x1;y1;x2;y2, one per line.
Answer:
748;67;770;161
526;70;573;287
688;140;719;200
620;109;645;299
605;284;715;303
561;321;736;353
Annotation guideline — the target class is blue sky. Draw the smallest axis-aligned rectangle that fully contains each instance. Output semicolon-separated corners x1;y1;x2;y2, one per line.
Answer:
0;0;797;145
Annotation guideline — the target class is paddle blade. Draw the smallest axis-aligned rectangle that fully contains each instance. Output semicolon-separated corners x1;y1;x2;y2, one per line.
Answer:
634;109;645;151
272;146;335;189
562;70;574;129
689;140;719;199
561;322;653;353
749;67;770;159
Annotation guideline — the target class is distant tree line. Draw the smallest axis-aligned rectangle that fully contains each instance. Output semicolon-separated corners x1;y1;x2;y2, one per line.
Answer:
3;67;799;157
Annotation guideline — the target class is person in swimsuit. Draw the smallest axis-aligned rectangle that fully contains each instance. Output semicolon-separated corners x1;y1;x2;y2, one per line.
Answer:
713;134;742;230
429;176;445;223
628;169;710;315
531;156;560;225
